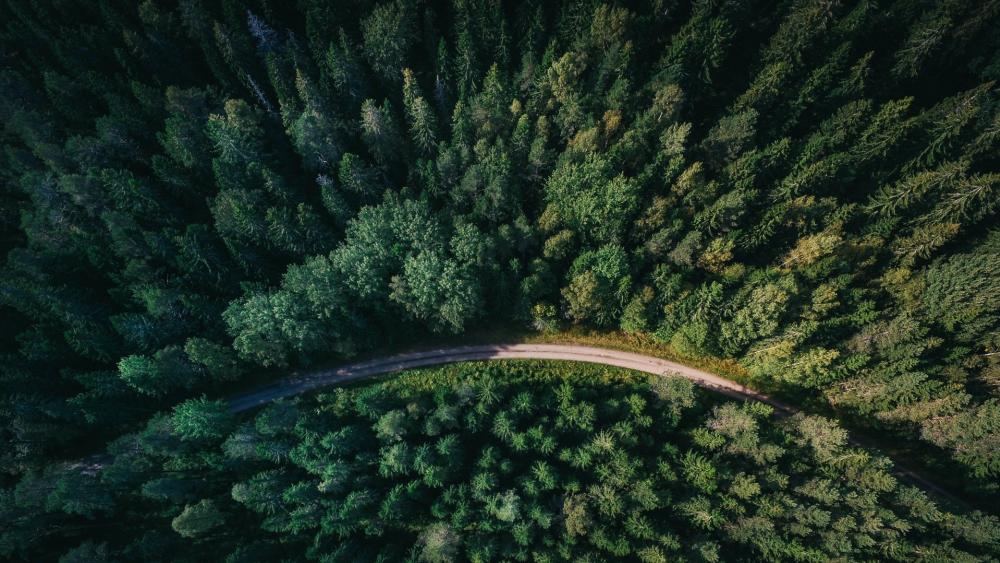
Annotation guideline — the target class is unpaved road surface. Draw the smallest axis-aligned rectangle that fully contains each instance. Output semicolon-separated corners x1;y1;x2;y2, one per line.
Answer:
227;343;966;507
228;344;789;412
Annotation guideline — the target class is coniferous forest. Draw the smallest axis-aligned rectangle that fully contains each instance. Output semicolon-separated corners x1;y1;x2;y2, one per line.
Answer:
2;0;1000;560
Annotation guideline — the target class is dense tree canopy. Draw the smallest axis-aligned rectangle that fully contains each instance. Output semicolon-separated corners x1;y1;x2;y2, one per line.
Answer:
4;362;999;561
2;0;1000;559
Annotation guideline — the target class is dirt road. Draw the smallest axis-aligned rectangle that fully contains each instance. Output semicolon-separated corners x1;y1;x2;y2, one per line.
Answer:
227;343;967;507
228;344;790;412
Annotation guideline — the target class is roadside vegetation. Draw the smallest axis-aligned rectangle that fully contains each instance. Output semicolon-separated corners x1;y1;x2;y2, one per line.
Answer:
6;362;999;561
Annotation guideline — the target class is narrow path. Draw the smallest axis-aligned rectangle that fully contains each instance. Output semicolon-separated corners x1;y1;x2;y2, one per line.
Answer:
228;343;964;508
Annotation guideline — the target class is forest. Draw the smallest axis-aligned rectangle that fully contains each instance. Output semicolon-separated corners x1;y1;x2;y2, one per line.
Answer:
7;362;1000;561
1;0;1000;560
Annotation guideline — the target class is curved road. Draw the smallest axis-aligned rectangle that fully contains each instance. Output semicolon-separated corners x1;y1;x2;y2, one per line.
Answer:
228;343;965;508
229;344;787;413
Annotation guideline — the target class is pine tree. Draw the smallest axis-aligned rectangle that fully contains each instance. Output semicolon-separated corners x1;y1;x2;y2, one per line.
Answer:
402;68;438;156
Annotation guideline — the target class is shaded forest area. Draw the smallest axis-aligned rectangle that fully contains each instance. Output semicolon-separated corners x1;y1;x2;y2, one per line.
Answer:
7;362;1000;561
2;0;1000;558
